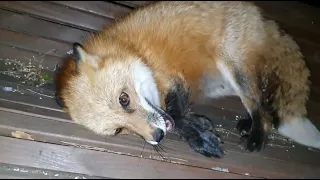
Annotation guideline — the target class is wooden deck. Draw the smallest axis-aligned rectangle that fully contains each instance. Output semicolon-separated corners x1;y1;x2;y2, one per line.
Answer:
0;1;319;179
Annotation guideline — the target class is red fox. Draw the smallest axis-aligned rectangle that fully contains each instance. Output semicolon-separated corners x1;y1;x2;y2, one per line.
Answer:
55;1;319;158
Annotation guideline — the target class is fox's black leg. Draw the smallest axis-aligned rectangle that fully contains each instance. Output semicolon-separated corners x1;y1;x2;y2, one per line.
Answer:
233;67;269;152
165;83;225;158
239;107;266;152
232;63;279;152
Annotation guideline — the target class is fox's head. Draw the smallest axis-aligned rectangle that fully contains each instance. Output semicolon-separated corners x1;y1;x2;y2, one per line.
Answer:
55;43;175;145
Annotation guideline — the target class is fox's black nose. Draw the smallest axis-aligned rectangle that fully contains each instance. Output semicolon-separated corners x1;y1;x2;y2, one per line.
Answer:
153;128;164;143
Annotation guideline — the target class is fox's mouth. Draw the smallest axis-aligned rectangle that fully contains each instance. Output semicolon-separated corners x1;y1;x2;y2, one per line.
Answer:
157;108;174;132
145;98;175;132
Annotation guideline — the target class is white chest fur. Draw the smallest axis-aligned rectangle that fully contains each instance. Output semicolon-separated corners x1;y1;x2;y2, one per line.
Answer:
200;73;237;100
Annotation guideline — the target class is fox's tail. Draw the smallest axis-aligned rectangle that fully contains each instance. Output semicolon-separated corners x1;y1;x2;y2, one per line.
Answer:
278;118;320;149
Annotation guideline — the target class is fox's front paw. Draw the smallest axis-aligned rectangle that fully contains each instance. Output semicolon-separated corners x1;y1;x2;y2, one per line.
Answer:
164;83;224;158
185;128;225;158
181;114;225;158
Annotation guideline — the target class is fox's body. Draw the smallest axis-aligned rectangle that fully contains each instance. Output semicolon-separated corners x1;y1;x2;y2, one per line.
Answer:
56;1;320;157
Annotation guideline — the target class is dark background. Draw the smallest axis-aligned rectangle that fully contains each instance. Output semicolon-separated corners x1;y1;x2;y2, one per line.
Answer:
300;1;320;8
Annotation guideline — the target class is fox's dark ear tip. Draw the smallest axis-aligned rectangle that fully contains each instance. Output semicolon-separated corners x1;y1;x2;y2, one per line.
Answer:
73;42;83;50
72;42;85;64
55;92;65;108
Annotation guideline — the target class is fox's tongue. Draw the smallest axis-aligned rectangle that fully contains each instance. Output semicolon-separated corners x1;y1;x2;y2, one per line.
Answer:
165;119;174;132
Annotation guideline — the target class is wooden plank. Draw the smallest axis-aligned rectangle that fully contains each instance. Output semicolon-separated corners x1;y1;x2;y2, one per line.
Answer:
0;29;71;58
0;43;61;72
0;108;319;179
0;9;90;44
51;1;131;20
113;1;151;8
0;1;113;32
0;68;56;96
0;136;252;179
0;98;69;122
0;80;61;111
0;163;102;179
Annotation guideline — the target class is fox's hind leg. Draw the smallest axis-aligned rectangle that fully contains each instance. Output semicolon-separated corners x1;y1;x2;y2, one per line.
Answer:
216;60;272;152
237;98;273;152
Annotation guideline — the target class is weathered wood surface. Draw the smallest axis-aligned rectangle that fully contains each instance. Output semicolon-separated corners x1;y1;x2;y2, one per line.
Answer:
0;1;319;179
0;136;255;179
0;163;101;179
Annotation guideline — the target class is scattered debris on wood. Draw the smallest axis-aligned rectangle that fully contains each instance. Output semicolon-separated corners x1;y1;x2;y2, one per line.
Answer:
11;131;34;141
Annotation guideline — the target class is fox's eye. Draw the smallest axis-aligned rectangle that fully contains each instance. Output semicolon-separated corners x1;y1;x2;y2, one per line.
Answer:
119;92;130;109
115;128;122;135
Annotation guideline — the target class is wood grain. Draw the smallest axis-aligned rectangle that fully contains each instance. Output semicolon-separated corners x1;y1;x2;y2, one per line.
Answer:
0;163;101;179
51;1;131;19
0;80;61;110
0;29;71;58
113;1;152;8
0;136;254;179
0;98;69;121
0;1;111;32
0;9;90;44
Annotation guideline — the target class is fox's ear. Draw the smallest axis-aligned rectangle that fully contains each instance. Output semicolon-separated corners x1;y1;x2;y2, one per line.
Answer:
73;42;99;69
73;43;85;65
